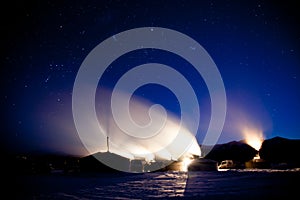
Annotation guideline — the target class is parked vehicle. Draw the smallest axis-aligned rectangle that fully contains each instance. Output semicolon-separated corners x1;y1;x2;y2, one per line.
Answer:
218;160;236;169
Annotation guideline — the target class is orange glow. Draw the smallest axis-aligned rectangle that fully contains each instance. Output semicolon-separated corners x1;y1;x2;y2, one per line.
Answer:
242;127;264;151
181;156;194;172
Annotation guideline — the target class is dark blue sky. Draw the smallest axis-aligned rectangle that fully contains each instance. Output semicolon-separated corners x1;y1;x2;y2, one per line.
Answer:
2;0;300;155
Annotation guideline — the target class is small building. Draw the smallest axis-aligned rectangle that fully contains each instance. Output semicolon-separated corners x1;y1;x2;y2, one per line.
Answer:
245;155;270;169
188;158;218;171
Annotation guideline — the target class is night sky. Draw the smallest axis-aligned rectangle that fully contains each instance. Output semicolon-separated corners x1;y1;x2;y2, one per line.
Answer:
2;0;300;155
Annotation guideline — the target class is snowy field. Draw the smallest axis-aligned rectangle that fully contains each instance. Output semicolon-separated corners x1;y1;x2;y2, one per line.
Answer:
16;169;299;199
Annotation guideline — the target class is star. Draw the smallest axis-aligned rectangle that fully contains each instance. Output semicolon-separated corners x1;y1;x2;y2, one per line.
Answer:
45;75;51;83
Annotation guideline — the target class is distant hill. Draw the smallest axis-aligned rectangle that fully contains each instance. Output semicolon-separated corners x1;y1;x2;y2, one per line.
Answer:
13;136;300;174
259;136;300;165
203;141;257;163
80;152;130;173
202;136;300;168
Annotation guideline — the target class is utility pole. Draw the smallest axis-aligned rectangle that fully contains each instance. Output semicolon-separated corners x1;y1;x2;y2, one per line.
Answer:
107;136;109;152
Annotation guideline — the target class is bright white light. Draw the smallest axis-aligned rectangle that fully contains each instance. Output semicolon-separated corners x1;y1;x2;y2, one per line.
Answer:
242;127;264;151
181;156;194;172
95;89;201;161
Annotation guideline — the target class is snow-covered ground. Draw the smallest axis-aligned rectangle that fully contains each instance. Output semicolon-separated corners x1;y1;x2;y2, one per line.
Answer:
16;170;300;199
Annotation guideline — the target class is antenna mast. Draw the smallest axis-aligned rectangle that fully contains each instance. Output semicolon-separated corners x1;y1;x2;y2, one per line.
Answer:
107;136;109;152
